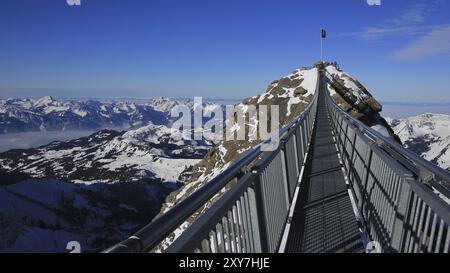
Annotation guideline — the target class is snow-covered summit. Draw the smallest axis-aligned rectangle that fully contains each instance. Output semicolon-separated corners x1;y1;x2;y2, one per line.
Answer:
250;66;318;118
390;113;450;171
34;96;55;107
147;97;190;113
326;66;367;104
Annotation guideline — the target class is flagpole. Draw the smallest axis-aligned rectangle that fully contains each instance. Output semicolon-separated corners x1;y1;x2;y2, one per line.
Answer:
321;34;323;62
320;28;326;63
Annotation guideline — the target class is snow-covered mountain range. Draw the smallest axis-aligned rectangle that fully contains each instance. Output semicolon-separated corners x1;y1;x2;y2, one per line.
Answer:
0;123;211;252
0;96;169;134
0;97;218;252
0;96;223;135
0;124;211;184
388;113;450;171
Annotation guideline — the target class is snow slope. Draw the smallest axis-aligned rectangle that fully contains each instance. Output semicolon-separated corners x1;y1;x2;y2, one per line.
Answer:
0;120;214;252
0;179;177;252
0;124;211;183
389;113;450;171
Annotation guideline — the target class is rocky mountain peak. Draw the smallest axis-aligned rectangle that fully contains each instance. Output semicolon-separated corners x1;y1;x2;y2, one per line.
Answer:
154;62;401;251
34;96;55;107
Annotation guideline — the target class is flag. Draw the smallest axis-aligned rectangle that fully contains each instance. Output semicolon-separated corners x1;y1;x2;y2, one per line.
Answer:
321;29;327;38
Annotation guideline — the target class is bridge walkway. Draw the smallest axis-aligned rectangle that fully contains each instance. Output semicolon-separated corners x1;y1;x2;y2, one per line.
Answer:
285;73;364;253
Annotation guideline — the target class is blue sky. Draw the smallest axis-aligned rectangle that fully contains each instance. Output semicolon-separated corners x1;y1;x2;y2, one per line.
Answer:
0;0;449;102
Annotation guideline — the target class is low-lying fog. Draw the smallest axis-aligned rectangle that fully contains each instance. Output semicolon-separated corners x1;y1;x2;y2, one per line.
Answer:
0;130;98;153
381;103;450;119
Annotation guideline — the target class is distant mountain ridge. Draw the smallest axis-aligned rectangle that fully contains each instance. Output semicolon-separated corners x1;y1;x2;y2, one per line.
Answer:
0;96;168;134
0;96;223;135
388;113;450;171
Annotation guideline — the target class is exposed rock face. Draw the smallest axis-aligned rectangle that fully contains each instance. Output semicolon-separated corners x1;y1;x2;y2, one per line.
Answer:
186;69;312;181
181;67;318;188
325;64;402;144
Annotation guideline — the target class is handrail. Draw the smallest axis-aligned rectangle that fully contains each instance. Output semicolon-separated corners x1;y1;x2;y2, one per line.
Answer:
330;103;450;215
103;69;321;253
165;173;257;253
325;71;450;253
325;70;450;197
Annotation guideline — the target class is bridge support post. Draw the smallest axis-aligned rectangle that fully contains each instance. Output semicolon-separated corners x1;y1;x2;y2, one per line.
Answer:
247;186;263;253
280;147;292;207
252;172;269;252
391;177;413;252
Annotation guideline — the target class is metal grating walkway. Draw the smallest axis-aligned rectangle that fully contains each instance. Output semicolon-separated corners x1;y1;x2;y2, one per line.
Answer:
285;73;364;253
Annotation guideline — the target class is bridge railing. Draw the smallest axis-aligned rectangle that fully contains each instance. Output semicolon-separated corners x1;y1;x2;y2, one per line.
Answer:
326;78;450;253
104;71;320;253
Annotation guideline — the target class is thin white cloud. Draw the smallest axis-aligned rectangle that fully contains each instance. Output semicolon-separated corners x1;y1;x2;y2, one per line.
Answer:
332;0;444;40
392;25;450;60
331;25;443;40
387;3;429;25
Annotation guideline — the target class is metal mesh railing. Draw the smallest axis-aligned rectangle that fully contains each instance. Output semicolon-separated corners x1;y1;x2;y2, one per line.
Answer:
326;78;450;253
162;173;260;253
285;135;300;200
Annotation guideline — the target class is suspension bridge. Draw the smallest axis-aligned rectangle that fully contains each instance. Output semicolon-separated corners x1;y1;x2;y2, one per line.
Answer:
105;64;450;253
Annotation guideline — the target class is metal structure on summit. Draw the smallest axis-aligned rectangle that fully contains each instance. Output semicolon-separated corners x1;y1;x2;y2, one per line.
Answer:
105;62;450;254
